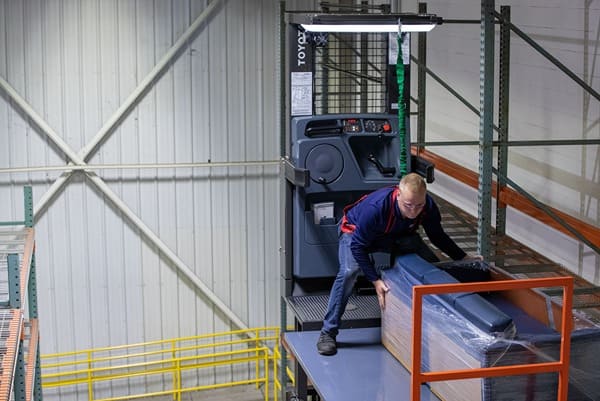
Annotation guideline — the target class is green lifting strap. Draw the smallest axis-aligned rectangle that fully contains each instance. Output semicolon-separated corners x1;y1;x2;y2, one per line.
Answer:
396;33;408;177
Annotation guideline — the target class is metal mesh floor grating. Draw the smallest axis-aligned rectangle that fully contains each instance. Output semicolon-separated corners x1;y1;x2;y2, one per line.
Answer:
0;308;22;400
0;229;29;304
0;254;8;305
286;294;380;331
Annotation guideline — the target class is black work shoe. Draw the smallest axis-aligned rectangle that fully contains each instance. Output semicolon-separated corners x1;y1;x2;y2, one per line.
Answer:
316;332;337;355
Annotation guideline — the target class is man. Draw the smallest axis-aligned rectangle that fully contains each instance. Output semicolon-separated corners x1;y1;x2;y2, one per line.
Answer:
317;173;481;355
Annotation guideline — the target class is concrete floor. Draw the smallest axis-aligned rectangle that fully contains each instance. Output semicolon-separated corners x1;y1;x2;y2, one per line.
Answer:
138;386;266;401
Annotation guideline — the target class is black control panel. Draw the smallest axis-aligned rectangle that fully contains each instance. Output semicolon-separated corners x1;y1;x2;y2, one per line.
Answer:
305;118;394;137
343;118;392;134
361;119;392;133
342;118;362;133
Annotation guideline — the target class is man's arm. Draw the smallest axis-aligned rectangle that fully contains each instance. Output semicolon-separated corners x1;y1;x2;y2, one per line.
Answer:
422;201;467;260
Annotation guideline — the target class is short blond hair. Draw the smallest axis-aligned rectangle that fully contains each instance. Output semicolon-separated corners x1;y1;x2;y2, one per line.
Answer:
399;173;426;194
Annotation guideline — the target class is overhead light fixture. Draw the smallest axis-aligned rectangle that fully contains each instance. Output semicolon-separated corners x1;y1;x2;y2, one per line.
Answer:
290;13;443;33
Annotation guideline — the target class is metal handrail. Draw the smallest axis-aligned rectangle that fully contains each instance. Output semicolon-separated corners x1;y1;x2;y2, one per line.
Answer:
410;276;574;401
41;327;282;401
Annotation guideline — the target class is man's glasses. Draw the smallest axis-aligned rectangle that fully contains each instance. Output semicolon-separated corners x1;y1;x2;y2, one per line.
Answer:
401;201;425;210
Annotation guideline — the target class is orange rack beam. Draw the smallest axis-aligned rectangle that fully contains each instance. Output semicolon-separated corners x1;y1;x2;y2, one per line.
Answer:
413;148;600;249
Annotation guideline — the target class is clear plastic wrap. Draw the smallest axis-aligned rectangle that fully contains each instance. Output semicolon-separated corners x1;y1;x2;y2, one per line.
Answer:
380;256;600;401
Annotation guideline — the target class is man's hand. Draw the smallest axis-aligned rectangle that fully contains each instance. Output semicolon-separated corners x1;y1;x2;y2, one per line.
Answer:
462;254;484;262
373;279;390;309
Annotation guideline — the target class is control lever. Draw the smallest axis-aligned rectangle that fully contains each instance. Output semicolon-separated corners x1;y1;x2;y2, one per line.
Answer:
367;154;396;176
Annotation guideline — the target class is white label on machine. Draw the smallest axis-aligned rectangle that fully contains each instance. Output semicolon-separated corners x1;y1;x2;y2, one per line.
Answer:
312;202;334;225
291;72;313;116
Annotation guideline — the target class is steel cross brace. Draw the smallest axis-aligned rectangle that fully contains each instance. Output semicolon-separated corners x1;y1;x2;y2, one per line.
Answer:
0;0;250;332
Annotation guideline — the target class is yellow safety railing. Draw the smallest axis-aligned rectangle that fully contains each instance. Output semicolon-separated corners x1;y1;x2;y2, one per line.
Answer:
272;341;295;399
41;327;291;401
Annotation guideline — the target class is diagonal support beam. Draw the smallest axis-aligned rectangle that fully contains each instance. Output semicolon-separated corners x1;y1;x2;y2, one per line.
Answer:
79;0;225;161
85;171;249;331
0;76;84;165
0;0;247;331
0;76;86;218
29;0;226;220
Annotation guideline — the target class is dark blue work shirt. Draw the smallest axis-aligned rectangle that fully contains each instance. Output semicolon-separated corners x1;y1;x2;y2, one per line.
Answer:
343;186;466;281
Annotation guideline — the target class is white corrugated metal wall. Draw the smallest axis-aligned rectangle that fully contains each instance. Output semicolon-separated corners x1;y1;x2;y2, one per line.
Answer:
0;0;281;387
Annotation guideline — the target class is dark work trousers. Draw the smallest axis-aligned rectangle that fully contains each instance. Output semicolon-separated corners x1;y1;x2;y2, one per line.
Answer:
322;231;439;337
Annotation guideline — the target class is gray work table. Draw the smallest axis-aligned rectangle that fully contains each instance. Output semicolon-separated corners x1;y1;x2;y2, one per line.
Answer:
283;327;441;401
